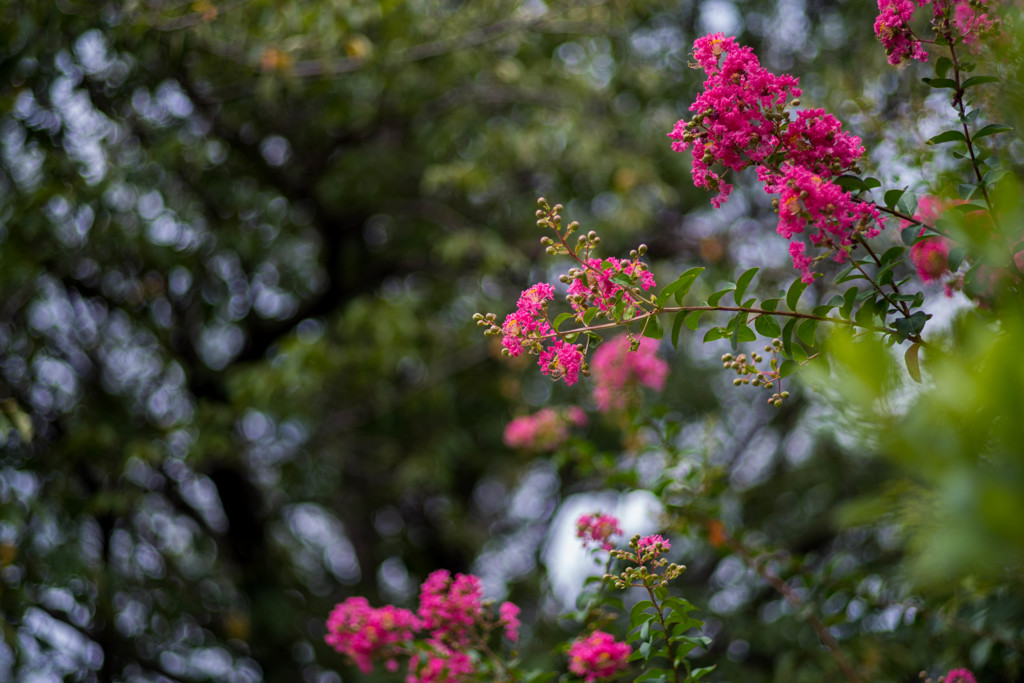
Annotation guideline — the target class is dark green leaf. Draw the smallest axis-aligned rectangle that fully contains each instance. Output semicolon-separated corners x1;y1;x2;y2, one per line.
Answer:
661;267;705;304
926;130;965;145
834;175;868;193
901;225;922;246
782;317;796;357
733;267;759;305
864;177;882;190
708;286;734;307
703;327;729;342
974;123;1012;140
884;188;905;210
671;311;686;349
935;56;952;77
684;310;704;331
610;273;634;288
754;314;782;337
779;360;798;378
840;286;858;319
786;279;808;311
921;77;957;89
892;312;929;340
948;246;967;271
896;191;917;216
643;313;664;340
961;75;998;89
797;319;819;347
958;183;977;200
552;312;573;331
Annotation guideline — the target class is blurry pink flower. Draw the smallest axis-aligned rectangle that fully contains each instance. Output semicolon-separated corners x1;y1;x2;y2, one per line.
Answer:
498;601;521;641
945;668;978;683
503;407;587;451
590;336;668;413
418;570;482;646
568;631;631;682
910;236;951;282
576;512;624;551
324;597;419;673
407;644;475;683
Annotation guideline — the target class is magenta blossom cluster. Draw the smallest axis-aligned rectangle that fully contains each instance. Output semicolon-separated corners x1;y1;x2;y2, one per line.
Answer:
670;34;880;283
904;196;954;284
324;569;521;683
567;631;632;682
576;512;624;551
589;336;668;413
504;406;587;450
500;281;584;385
875;0;1002;64
325;597;419;673
944;669;978;683
567;258;657;314
637;534;671;558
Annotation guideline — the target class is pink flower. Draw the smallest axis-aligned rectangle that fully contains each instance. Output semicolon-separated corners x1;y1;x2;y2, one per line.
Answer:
568;631;631;682
324;597;419;673
407;643;475;683
498;602;521;641
567;258;657;314
503;407;587;450
945;668;978;683
538;339;584;386
589;336;668;413
637;534;671;557
910;235;951;282
765;165;881;281
576;512;624;551
500;283;555;357
669;34;801;208
874;0;930;65
417;570;483;646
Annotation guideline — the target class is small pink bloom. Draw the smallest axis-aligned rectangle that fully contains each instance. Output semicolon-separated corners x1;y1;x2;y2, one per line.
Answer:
590;336;668;413
637;534;671;557
418;570;483;646
498;602;521;641
576;512;624;551
324;597;419;673
538;339;584;386
945;668;978;683
910;236;951;282
568;631;631;682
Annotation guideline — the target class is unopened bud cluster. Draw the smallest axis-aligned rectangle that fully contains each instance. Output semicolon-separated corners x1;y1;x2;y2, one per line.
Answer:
605;534;685;590
721;338;790;407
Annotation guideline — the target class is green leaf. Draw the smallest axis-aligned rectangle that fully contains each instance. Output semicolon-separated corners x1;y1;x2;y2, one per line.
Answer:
961;75;998;89
948;246;967;271
779;360;798;378
703;327;729;342
840;286;858;319
661;267;705;304
864;177;882;190
797;319;819;347
782;317;796;357
760;298;779;312
638;641;651;660
630;600;654;626
896;191;918;217
786;279;808;311
731;322;756;346
610;273;634;289
552;312;573;331
643;313;664;340
692;665;717;680
733;267;759;305
884;188;905;210
754;314;782;338
935;56;952;78
921;77;957;89
834;175;868;193
927;130;966;145
958;183;978;200
582;306;600;325
684;310;704;331
901;224;922;246
892;311;929;340
671;311;686;349
973;123;1012;140
640;620;651;642
905;342;922;383
708;286;734;307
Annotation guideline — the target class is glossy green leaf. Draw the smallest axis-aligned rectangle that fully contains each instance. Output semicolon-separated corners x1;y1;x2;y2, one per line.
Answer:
754;314;782;338
786;279;808;311
643;313;664;340
927;130;966;145
733;267;759;305
974;123;1012;140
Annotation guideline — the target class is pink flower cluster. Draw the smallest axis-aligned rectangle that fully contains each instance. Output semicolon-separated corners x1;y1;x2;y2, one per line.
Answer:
905;197;955;283
576;512;624;551
637;534;671;557
670;34;880;283
944;669;977;683
324;570;521;682
504;407;587;451
567;631;632;682
567;258;657;314
500;281;584;385
324;597;419;673
875;0;1002;64
589;336;668;412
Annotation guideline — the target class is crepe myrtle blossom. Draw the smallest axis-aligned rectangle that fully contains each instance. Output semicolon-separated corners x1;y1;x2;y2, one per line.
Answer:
637;534;672;558
874;0;1003;65
538;339;585;386
418;570;483;646
566;257;657;314
407;644;475;683
671;35;879;281
567;631;632;682
590;336;668;413
504;407;587;451
576;512;624;551
944;669;978;683
324;598;419;674
498;602;521;642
